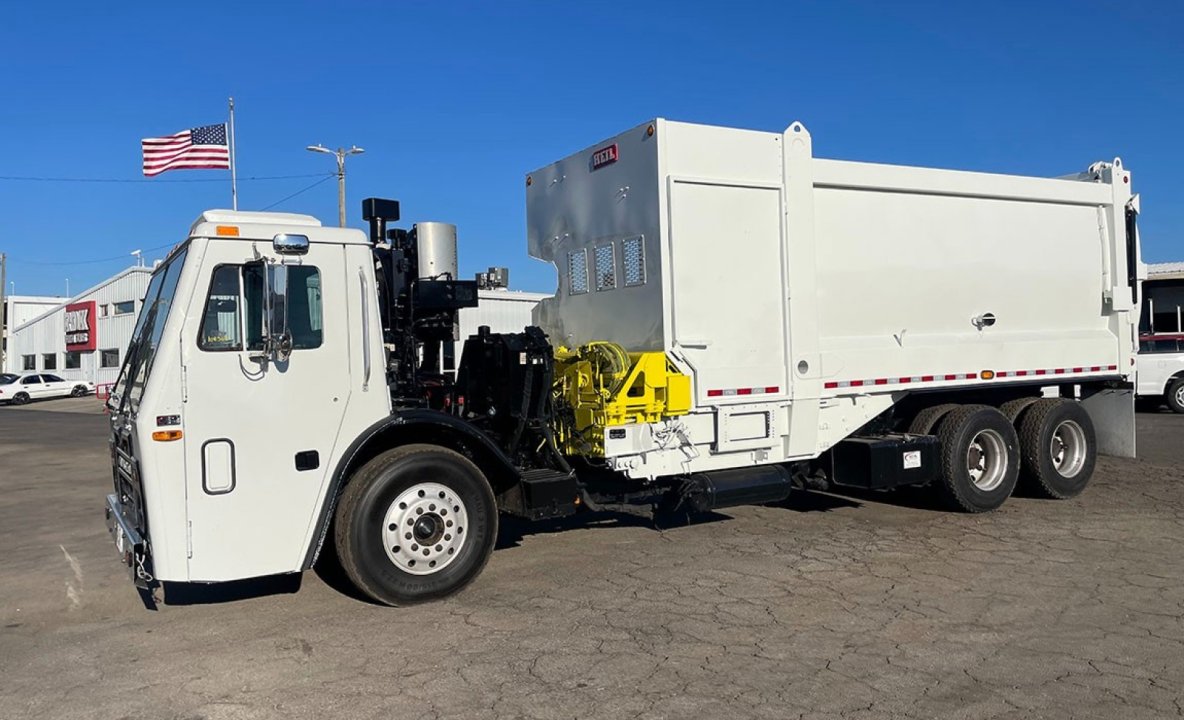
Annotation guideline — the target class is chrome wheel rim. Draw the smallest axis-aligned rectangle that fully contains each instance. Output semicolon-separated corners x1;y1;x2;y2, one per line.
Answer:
1050;420;1087;478
382;482;469;576
967;429;1007;491
1175;385;1184;409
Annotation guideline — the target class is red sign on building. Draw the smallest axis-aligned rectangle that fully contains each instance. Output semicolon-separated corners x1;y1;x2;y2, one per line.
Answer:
64;301;97;352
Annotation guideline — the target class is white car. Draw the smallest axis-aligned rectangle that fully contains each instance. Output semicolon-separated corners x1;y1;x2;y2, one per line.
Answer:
0;373;96;405
1136;336;1184;413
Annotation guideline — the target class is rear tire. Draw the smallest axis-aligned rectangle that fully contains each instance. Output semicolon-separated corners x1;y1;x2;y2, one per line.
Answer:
71;385;89;397
11;392;30;405
1166;378;1184;415
1017;399;1096;499
908;403;959;435
334;444;497;606
933;405;1020;513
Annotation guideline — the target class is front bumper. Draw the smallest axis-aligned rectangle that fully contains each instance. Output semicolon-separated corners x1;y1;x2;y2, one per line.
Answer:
105;493;151;588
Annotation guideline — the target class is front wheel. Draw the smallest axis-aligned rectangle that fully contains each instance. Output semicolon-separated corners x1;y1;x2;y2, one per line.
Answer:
1166;378;1184;415
333;444;498;606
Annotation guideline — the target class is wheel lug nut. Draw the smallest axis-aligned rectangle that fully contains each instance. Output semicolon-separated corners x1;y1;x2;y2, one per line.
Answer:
429;504;436;511
405;532;412;540
411;544;419;551
446;520;453;527
435;544;443;552
444;534;451;541
422;548;430;556
416;507;423;515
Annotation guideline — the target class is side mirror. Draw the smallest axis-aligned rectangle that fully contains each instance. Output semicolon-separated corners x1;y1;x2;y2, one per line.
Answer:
269;264;293;362
273;233;309;256
249;263;293;363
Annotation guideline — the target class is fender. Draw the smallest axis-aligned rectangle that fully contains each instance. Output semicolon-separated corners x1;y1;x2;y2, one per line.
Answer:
300;408;519;570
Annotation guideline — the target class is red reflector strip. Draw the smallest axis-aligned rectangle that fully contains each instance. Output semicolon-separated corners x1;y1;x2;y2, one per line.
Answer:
708;385;782;398
822;363;1122;394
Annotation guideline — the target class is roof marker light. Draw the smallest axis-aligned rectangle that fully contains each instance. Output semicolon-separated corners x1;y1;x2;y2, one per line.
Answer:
216;225;240;237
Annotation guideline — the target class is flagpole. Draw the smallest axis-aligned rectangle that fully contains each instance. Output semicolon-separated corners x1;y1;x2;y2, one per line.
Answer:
228;96;238;210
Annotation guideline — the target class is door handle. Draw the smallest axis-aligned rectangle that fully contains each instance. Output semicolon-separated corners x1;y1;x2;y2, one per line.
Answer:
359;268;371;391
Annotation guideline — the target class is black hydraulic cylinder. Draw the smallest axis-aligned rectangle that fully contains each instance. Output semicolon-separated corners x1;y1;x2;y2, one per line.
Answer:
685;465;792;513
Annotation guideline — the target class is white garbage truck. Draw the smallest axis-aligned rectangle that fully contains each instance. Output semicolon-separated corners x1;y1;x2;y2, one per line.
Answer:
105;119;1142;606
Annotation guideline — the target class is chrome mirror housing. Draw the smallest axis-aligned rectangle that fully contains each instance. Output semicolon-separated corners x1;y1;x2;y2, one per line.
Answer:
273;233;310;255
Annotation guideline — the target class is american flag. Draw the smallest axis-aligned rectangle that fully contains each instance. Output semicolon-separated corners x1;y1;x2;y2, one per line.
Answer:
141;123;230;177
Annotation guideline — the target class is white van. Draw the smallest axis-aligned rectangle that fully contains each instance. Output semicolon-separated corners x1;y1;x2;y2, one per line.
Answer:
1137;336;1184;413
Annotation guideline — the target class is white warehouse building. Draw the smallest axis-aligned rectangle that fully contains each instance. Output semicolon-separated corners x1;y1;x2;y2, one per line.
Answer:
6;264;548;389
6;267;154;387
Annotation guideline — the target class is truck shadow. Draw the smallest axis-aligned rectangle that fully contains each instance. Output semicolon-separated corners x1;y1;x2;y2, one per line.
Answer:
497;490;863;550
162;574;304;606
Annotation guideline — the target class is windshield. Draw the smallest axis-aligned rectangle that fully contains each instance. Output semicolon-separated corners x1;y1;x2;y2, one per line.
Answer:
111;245;190;415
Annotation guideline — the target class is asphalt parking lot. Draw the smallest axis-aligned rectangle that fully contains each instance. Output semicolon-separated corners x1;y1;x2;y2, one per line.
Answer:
1;399;1182;720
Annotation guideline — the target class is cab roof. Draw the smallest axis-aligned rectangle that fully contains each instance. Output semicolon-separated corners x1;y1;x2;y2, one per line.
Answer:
188;209;369;245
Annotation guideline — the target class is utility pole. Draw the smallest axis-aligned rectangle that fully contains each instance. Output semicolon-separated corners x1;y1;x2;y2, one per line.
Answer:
306;144;365;227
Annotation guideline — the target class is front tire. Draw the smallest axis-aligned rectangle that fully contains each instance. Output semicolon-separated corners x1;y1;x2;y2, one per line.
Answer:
934;405;1020;513
1166;378;1184;415
334;444;498;606
1017;399;1096;499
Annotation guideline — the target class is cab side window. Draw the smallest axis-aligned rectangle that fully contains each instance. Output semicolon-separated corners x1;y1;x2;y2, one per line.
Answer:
200;263;322;352
199;265;244;351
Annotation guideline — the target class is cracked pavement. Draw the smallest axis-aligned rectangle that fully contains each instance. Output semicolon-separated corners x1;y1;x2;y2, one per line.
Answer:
1;401;1182;719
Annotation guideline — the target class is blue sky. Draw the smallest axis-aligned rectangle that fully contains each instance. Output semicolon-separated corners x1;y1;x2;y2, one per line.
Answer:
1;1;1181;297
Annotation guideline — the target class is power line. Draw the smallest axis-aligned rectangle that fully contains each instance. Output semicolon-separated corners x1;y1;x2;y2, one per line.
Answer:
261;175;334;211
12;241;178;267
0;172;332;184
8;176;335;267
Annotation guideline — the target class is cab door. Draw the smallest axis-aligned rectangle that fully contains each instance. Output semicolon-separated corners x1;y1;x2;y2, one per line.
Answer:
179;238;354;581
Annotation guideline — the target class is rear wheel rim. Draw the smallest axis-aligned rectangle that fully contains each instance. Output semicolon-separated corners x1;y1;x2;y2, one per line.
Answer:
966;429;1007;491
1050;420;1087;478
381;482;469;576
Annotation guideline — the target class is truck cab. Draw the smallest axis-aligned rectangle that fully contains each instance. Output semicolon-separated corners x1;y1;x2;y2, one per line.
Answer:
106;211;391;585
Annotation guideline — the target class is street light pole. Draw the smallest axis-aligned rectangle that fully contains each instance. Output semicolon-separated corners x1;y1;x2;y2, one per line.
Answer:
306;144;365;227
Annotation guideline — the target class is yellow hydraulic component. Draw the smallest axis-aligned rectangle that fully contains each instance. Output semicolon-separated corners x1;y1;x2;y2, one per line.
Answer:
552;341;691;457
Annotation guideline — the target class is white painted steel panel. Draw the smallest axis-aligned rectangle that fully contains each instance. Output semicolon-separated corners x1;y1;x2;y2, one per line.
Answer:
527;118;1139;473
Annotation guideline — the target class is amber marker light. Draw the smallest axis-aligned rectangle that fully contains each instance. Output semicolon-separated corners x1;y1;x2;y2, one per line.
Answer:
215;225;240;237
152;430;183;442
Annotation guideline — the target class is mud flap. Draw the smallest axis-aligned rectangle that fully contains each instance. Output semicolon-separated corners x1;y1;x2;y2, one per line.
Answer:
1080;385;1135;459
